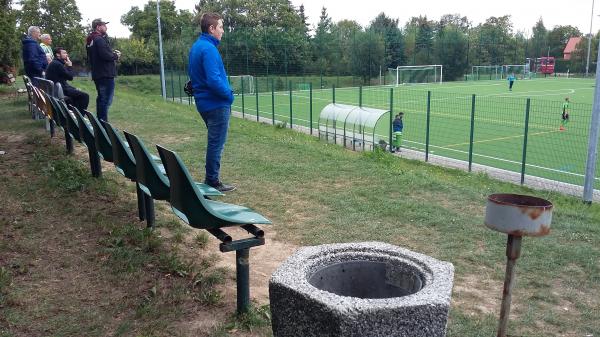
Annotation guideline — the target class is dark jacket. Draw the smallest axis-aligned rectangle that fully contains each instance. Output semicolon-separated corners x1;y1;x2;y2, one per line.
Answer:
45;58;76;91
86;31;118;80
21;35;48;77
393;117;403;132
188;33;234;112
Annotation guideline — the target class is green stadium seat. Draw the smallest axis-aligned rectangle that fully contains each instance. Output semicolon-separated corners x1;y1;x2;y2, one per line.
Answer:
72;106;102;178
123;132;223;228
101;120;148;223
84;110;113;163
156;144;271;231
60;100;82;144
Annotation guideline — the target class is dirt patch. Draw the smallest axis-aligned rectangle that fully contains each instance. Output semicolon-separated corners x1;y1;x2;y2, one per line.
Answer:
452;270;503;316
0;128;300;336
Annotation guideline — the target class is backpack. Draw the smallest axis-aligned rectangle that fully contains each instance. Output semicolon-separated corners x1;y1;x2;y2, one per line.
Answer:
184;80;193;97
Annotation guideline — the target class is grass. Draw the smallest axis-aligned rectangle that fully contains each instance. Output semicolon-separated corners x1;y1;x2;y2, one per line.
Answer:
129;73;599;189
3;77;600;336
0;98;271;336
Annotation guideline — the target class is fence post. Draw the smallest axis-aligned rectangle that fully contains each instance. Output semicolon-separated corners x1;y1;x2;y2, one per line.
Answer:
170;69;175;102
309;82;313;135
241;78;245;118
177;71;182;103
520;98;531;185
468;94;476;172
289;81;293;129
389;88;393;152
332;85;336;104
271;78;275;125
425;91;431;162
255;79;259;122
359;85;363;107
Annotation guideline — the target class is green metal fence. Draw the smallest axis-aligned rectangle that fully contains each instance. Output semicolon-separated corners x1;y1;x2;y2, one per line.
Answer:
165;73;599;198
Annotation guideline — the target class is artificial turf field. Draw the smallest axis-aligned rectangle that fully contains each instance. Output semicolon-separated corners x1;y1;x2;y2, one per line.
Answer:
230;77;598;189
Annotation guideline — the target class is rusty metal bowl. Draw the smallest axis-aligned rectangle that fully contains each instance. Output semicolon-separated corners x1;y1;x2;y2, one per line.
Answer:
485;194;553;237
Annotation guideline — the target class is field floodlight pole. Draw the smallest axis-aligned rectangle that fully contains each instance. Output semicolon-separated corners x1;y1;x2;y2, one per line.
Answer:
157;0;167;100
586;0;595;77
584;36;600;203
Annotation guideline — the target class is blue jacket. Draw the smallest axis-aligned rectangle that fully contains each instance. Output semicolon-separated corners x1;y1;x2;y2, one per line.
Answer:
393;118;403;132
188;33;233;112
21;36;48;77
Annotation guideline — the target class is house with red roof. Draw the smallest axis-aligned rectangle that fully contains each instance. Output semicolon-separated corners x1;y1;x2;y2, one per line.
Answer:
563;37;583;60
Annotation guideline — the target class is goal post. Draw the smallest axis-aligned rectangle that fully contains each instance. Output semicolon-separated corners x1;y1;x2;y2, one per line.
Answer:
502;64;528;79
471;65;502;80
388;65;443;86
229;75;255;95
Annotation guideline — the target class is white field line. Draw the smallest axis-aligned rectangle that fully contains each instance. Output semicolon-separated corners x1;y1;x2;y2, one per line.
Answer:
397;138;598;180
442;129;560;148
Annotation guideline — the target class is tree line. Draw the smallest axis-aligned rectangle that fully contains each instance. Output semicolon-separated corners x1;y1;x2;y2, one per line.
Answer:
1;0;597;83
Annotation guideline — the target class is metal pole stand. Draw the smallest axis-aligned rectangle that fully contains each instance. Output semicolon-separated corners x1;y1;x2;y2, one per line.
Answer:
236;248;250;313
209;225;265;314
484;194;553;337
497;234;522;337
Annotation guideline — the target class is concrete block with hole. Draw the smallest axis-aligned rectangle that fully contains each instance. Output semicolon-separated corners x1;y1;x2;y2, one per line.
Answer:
269;242;454;337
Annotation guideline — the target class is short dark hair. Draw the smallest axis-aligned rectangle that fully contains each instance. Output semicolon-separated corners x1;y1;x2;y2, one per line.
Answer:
200;13;222;33
53;47;66;57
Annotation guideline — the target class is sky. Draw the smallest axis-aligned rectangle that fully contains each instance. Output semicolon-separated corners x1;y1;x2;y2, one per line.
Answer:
75;0;597;38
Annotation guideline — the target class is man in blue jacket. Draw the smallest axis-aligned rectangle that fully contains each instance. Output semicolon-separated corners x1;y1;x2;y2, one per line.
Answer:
21;26;48;86
86;19;121;122
188;13;235;192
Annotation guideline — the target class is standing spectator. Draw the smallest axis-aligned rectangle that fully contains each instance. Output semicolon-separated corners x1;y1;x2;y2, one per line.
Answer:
560;97;570;131
21;26;48;86
40;34;53;63
392;112;404;152
45;47;89;112
507;73;516;91
86;18;120;122
188;12;235;192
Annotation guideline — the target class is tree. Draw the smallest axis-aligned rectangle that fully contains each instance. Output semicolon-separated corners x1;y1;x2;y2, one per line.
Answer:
350;30;385;83
476;15;514;65
413;16;436;64
16;0;86;63
568;32;599;73
0;0;20;69
40;0;86;62
368;12;405;68
114;37;157;75
547;25;581;58
191;0;310;77
530;18;548;58
331;19;362;75
434;26;468;80
16;0;40;35
312;6;333;73
298;4;310;36
122;0;194;44
438;14;469;33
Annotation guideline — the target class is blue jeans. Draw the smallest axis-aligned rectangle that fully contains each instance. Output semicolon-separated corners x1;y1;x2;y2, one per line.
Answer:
197;105;231;185
94;78;115;122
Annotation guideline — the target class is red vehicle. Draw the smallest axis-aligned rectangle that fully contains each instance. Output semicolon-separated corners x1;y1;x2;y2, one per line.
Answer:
537;56;555;74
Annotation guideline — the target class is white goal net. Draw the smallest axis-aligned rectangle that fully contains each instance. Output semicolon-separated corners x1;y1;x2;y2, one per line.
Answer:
389;65;443;86
229;75;255;95
502;64;528;79
471;65;502;80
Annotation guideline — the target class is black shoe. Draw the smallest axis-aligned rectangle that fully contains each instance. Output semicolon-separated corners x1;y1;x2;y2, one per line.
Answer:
209;181;236;192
